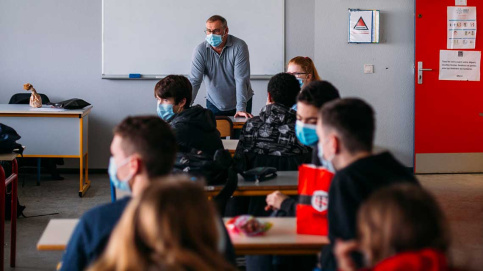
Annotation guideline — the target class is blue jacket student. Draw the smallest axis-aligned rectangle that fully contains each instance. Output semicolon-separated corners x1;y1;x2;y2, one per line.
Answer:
59;116;235;270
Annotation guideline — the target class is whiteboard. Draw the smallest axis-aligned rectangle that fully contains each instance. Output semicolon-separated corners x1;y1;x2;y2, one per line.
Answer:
102;0;285;78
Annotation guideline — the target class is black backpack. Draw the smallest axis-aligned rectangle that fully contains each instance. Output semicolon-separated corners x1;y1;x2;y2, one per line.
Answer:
173;149;232;185
0;123;23;155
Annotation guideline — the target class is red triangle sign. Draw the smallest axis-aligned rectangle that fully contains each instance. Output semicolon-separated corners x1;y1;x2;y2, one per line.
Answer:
354;16;369;30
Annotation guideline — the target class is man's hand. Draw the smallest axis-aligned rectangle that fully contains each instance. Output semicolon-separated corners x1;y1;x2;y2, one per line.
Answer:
265;191;289;211
234;111;253;118
334;239;359;271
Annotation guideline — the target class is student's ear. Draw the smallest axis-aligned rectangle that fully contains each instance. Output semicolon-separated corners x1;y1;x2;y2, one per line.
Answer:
177;98;187;109
267;92;274;104
128;154;142;176
306;73;313;81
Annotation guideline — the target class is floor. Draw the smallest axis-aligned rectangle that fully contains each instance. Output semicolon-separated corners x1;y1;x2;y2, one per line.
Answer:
2;173;483;270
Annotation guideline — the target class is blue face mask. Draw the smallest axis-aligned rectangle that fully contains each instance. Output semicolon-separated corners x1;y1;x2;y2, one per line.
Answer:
295;120;318;146
317;140;335;173
297;78;304;88
157;103;175;121
108;156;132;192
206;33;223;47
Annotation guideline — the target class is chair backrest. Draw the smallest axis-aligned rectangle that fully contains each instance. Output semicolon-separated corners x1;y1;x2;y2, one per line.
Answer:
216;116;234;138
9;93;51;105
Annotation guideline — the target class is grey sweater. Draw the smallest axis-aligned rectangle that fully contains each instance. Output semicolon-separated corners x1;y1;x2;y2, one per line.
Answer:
189;35;253;112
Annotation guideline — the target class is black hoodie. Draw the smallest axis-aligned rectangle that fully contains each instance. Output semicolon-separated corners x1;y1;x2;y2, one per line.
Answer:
168;105;223;156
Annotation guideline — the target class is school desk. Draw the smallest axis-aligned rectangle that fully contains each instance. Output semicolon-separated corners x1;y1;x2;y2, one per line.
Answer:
228;116;247;129
224;217;329;255
222;139;239;156
205;170;298;197
37;217;328;255
0;104;93;197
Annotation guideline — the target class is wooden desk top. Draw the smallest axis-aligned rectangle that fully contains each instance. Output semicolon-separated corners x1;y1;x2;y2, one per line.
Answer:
222;139;239;154
228;116;248;129
38;217;328;255
0;153;18;161
224;217;329;255
0;104;92;117
37;219;78;250
205;171;298;196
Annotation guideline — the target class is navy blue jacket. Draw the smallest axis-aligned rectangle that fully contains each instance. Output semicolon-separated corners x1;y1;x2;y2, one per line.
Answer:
60;197;236;270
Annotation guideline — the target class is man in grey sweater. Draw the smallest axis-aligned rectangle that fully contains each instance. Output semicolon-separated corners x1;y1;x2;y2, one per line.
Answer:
189;15;254;118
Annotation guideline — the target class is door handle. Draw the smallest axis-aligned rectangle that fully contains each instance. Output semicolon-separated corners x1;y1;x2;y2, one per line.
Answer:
417;61;433;84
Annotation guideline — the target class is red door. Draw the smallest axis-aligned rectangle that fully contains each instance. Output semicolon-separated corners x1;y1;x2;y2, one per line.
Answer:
415;0;483;173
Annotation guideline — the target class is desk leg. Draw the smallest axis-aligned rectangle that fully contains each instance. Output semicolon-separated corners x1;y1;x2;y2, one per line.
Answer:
0;166;5;271
10;159;17;267
78;152;91;197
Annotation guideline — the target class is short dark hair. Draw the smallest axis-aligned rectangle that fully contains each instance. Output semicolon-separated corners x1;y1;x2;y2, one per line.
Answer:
320;98;375;153
206;15;228;28
114;116;177;179
297;81;340;109
154;75;192;109
267;73;300;107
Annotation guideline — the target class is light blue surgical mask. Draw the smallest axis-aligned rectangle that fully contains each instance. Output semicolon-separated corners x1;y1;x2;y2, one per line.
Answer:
317;140;335;173
206;33;223;47
295;120;318;146
108;156;132;192
297;78;304;88
157;103;175;121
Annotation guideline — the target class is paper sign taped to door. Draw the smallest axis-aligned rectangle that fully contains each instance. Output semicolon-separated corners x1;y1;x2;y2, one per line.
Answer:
447;6;476;49
439;50;481;81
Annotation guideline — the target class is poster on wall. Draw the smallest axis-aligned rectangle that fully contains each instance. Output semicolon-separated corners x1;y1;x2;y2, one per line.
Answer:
348;9;380;43
439;50;481;81
447;6;477;49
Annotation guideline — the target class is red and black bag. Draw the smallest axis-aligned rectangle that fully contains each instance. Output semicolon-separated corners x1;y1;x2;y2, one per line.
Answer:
296;164;334;235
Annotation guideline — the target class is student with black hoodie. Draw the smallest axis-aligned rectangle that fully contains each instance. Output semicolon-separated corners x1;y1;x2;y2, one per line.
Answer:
316;98;419;270
155;75;223;156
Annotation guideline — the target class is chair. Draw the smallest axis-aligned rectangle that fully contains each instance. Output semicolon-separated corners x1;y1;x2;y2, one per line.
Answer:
216;116;234;138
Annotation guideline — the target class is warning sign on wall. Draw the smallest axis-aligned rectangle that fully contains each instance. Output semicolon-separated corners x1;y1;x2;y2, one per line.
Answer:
349;9;380;43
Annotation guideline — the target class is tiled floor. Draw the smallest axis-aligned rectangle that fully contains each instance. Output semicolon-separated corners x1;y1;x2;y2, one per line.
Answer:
3;173;483;270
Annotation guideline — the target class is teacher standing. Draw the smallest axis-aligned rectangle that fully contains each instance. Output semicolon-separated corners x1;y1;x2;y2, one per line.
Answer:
189;15;254;118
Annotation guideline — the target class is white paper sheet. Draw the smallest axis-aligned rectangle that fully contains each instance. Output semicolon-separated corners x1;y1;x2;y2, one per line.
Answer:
439;50;481;81
448;6;477;49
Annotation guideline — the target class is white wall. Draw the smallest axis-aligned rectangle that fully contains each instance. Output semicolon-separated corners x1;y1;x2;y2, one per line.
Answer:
314;1;415;166
0;0;315;168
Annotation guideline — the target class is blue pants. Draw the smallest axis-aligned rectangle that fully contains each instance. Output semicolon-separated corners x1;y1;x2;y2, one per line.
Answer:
206;98;252;116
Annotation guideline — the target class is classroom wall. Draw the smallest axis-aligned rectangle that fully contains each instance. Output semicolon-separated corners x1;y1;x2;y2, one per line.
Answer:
314;1;415;166
0;0;315;169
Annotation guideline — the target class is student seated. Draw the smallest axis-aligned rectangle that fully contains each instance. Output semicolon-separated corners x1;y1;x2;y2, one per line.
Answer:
233;72;310;172
287;56;321;89
315;98;420;270
265;81;340;216
60;116;235;271
335;184;451;271
155;75;223;156
89;177;236;271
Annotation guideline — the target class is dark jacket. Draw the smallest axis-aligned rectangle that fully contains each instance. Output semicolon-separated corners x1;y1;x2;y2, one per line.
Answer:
234;103;310;172
168;105;223;156
320;152;419;270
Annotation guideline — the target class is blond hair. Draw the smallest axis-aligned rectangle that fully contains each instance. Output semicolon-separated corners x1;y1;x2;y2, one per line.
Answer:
89;176;235;271
358;184;450;266
288;56;321;82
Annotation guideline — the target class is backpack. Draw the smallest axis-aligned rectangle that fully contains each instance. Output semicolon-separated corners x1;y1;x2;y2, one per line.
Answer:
0;123;23;155
173;149;232;185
